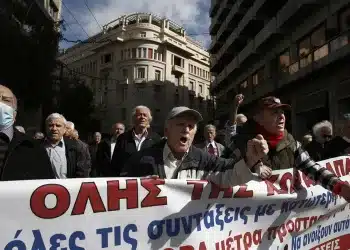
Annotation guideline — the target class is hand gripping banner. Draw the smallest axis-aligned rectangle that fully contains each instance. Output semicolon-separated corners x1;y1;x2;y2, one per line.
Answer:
0;156;349;249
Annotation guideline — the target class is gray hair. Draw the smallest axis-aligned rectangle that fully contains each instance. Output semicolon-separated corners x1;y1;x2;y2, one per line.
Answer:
45;113;66;125
15;126;25;133
131;105;153;124
312;120;333;137
66;121;75;130
236;114;247;120
204;124;216;131
94;132;101;137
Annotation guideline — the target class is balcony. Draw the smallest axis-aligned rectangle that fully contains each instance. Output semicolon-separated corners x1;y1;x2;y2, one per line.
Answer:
172;65;185;74
134;78;146;84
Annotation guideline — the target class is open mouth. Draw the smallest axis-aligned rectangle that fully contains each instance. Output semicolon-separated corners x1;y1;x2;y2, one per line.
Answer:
180;137;188;144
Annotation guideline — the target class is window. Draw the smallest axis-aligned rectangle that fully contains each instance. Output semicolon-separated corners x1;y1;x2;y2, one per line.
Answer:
175;76;180;86
298;37;312;68
132;48;137;58
189;81;194;90
199;84;203;93
122;68;128;79
143;48;147;58
173;55;183;67
148;48;153;59
137;68;145;79
279;50;290;71
253;67;265;86
138;48;142;58
127;49;131;59
311;25;328;61
194;67;197;75
155;70;161;80
140;32;146;37
121;50;124;60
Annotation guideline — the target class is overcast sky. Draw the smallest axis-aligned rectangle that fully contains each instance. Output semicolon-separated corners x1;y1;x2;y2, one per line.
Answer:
60;0;211;49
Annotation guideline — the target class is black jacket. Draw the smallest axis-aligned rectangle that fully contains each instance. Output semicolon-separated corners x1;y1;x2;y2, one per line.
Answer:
95;138;113;177
111;130;161;176
121;139;242;187
1;130;55;181
63;138;90;178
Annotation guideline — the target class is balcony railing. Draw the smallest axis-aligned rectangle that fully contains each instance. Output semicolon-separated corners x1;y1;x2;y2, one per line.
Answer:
280;29;349;76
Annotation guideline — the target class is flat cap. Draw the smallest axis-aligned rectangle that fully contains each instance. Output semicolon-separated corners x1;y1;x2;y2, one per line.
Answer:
166;106;203;122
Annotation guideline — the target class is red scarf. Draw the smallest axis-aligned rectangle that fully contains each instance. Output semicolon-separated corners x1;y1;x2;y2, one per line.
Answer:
256;123;284;149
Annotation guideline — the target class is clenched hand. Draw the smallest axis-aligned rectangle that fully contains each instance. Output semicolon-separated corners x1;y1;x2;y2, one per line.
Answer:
246;134;269;168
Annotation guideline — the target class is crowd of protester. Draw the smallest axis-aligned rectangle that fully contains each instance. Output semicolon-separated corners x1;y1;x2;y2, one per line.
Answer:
0;83;349;201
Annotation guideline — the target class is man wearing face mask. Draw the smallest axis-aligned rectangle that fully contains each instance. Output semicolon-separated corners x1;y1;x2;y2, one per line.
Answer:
0;85;55;180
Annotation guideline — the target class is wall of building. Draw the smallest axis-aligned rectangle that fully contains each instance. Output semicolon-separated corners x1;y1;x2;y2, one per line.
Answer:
58;13;212;134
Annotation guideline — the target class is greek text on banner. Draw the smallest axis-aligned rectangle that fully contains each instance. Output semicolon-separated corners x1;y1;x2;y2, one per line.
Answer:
1;156;350;249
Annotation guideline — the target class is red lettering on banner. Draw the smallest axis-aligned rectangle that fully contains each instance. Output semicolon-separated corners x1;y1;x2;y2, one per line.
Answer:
279;172;294;194
209;182;233;199
345;158;350;175
30;184;70;219
265;173;295;196
71;182;106;215
141;179;167;207
300;172;315;187
107;179;138;210
164;242;207;250
332;159;345;176
326;162;336;174
265;174;281;196
233;185;253;198
187;180;207;200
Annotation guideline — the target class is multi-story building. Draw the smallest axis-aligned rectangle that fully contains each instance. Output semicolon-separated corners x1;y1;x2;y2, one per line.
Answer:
58;13;213;133
209;0;350;138
0;0;62;133
36;0;62;22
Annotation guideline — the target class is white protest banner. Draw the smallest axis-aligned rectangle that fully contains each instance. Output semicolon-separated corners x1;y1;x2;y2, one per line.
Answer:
0;156;349;250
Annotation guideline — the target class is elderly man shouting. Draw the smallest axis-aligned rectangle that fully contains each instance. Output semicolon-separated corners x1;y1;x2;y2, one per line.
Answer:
121;107;267;187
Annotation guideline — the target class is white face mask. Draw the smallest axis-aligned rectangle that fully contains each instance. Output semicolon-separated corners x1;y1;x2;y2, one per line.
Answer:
0;102;15;129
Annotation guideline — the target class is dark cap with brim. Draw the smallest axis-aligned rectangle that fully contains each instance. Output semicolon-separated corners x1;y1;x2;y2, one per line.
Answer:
257;96;291;110
166;106;203;122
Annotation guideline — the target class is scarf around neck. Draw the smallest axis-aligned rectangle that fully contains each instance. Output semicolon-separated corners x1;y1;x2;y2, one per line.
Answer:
256;122;284;149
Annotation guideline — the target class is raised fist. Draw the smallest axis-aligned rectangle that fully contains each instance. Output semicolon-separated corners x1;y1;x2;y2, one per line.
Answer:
234;94;244;106
246;134;269;168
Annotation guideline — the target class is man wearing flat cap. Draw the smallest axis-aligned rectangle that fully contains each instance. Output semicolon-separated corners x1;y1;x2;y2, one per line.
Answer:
226;96;350;202
120;106;269;187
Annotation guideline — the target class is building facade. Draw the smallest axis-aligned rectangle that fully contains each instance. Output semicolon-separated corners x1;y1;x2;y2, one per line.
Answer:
58;13;212;133
210;0;350;139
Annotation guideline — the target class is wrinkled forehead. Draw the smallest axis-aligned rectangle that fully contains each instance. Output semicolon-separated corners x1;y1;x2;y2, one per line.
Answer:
48;118;65;125
135;108;150;115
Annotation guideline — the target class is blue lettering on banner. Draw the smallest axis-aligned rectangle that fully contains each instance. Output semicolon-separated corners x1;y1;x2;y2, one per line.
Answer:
281;192;337;213
96;224;138;250
4;229;85;250
254;204;276;222
147;204;251;240
291;218;350;250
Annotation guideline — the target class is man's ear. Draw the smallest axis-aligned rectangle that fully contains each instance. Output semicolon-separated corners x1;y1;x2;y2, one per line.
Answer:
13;110;17;121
